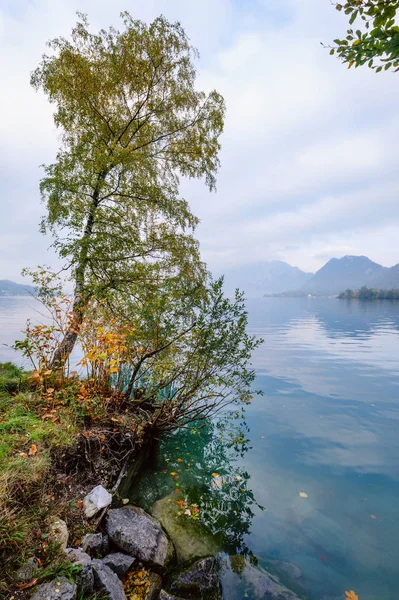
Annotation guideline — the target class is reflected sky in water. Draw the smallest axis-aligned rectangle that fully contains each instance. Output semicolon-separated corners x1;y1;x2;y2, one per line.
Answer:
244;298;399;600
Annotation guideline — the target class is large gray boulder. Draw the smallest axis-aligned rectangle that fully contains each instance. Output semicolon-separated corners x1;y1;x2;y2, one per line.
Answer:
65;547;94;594
106;506;174;568
30;577;77;600
83;484;113;518
102;552;136;577
92;559;127;600
169;557;222;600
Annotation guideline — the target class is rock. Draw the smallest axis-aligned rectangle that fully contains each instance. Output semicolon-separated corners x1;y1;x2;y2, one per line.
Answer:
270;560;302;581
65;547;94;594
146;572;162;600
169;557;222;600
92;559;127;600
49;518;69;551
84;484;113;518
159;591;185;600
219;559;304;600
30;576;77;600
82;532;108;557
15;557;39;583
102;552;136;577
151;494;220;563
106;506;174;568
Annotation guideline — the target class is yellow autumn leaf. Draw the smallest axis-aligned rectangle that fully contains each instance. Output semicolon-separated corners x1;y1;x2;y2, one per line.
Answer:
177;458;183;463
211;472;220;478
345;591;359;600
28;444;38;456
299;491;308;498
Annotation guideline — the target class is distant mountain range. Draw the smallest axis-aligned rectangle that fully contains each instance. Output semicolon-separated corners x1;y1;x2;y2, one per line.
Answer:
221;260;313;296
0;280;36;296
4;255;399;299
222;256;399;297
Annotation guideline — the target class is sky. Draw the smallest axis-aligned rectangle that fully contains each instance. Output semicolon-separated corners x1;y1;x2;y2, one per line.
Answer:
1;0;399;282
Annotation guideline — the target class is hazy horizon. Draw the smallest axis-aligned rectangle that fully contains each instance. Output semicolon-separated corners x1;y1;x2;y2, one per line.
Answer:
1;0;399;281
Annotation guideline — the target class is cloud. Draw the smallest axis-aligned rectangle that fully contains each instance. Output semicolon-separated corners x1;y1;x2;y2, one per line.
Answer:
0;0;398;281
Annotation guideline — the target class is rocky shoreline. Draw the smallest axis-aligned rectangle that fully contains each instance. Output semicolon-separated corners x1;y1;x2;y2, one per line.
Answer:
17;482;307;600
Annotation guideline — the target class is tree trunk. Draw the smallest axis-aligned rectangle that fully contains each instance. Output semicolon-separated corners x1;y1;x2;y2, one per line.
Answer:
50;295;87;370
50;171;107;370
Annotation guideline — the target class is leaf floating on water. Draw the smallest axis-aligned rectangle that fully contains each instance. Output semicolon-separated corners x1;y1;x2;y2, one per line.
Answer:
299;491;308;498
122;498;129;505
177;458;183;463
320;555;327;562
211;472;220;478
370;514;377;519
345;591;359;600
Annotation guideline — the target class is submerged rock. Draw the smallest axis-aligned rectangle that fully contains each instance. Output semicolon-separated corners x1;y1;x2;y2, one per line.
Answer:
92;559;127;600
159;591;185;600
151;494;220;563
30;577;77;600
102;552;136;577
65;547;93;594
169;557;222;600
220;558;305;600
269;561;302;581
106;506;174;568
84;484;113;518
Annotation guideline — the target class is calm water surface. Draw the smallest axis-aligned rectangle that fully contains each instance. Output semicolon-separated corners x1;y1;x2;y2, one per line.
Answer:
1;296;399;599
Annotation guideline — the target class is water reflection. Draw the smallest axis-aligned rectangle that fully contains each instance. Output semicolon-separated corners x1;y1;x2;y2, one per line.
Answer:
127;413;263;561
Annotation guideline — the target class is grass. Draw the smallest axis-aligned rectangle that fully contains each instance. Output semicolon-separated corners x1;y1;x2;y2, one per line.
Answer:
0;362;142;596
0;363;82;592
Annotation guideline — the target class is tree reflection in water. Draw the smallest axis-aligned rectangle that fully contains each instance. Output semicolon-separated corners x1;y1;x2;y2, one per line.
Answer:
127;409;263;561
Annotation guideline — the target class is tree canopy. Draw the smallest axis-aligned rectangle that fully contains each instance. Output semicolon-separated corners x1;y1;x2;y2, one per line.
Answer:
329;1;399;71
31;12;225;366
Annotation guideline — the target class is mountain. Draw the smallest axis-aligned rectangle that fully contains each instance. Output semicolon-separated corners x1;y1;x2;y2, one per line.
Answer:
303;256;386;295
374;263;399;289
0;280;36;296
221;261;313;296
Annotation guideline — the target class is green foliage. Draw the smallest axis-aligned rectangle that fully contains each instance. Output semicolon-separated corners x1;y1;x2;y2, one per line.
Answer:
104;277;263;430
328;1;399;71
31;13;225;366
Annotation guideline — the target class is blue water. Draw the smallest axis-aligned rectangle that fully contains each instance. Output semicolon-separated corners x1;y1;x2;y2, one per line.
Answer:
2;296;399;599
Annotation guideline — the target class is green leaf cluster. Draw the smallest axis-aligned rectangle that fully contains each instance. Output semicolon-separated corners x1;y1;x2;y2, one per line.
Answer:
328;1;399;71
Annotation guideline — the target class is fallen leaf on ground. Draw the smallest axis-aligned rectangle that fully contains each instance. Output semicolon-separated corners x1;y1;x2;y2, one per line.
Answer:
75;500;83;509
122;498;129;505
299;491;308;498
16;578;38;590
28;444;38;456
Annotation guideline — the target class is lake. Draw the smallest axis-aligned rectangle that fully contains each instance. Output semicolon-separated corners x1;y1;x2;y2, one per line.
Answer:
1;296;399;599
